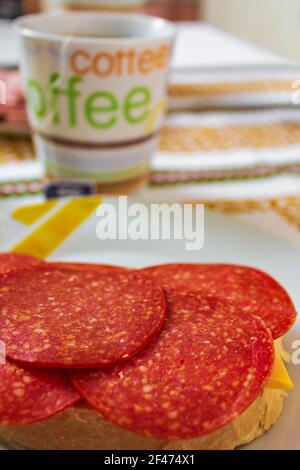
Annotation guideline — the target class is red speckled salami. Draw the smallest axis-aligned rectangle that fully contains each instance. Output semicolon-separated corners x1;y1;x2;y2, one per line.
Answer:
71;292;274;441
141;264;296;339
0;266;166;368
0;253;43;274
52;262;130;273
0;360;79;425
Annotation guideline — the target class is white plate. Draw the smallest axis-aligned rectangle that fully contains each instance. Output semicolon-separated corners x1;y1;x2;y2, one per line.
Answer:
1;206;300;450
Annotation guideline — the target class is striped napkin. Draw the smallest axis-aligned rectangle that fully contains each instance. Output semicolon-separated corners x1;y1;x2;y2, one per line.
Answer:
2;104;300;201
0;136;42;199
169;65;300;110
141;24;300;203
144;107;300;202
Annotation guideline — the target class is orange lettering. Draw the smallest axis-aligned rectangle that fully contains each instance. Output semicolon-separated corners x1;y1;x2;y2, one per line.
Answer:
69;46;168;78
116;50;126;76
93;52;114;77
138;49;155;74
125;49;136;76
70;50;92;76
156;45;170;69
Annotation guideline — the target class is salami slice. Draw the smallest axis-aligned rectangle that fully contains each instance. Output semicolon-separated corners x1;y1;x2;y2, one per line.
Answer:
141;264;296;339
0;360;79;426
0;266;166;368
0;253;43;274
71;292;274;441
51;262;130;273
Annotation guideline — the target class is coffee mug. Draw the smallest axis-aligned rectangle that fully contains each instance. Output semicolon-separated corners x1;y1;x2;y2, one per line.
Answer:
48;1;147;12
16;13;175;191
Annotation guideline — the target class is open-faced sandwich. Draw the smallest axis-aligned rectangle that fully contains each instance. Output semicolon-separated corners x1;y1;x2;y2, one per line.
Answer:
0;253;296;450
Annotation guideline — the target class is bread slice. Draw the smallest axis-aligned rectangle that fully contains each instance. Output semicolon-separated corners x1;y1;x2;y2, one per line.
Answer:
0;388;285;450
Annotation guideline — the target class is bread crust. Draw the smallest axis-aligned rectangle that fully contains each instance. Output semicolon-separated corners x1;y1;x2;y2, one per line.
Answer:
0;389;285;450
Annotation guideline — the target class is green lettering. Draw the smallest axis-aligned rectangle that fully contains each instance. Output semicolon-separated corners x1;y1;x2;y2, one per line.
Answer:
49;73;60;125
49;75;82;127
27;79;46;120
124;86;151;125
65;76;82;127
85;91;118;130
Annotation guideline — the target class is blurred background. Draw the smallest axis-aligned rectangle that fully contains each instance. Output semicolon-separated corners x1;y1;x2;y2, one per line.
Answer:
0;1;200;20
2;0;300;215
1;1;300;61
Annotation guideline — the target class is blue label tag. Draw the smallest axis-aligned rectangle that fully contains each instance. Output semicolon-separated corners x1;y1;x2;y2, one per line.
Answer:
44;180;97;199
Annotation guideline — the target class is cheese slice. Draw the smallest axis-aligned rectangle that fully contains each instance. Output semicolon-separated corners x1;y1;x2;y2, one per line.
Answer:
274;338;291;363
266;353;293;390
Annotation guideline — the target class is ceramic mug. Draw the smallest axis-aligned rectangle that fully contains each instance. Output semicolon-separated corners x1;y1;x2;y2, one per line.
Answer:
16;13;175;191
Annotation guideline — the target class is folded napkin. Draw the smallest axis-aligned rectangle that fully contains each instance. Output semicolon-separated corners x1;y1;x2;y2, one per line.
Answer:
2;106;300;202
171;23;300;110
148;108;300;192
139;24;300;203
